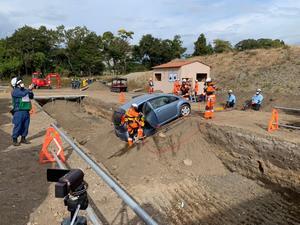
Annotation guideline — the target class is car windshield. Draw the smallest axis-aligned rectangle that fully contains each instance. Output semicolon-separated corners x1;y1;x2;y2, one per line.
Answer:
149;96;178;109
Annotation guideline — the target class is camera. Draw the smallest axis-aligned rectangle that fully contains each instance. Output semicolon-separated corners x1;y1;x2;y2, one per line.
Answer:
47;169;89;225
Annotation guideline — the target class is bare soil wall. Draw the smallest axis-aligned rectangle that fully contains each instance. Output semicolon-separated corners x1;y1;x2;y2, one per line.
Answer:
41;99;300;224
202;123;300;192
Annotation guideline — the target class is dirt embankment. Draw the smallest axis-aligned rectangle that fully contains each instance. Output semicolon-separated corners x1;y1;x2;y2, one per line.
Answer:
202;123;300;192
42;99;300;225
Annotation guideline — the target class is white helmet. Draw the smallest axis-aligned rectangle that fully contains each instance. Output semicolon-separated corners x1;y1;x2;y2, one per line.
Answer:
182;79;186;82
11;77;17;87
131;103;138;109
257;88;261;92
228;89;233;93
195;80;198;82
206;78;212;82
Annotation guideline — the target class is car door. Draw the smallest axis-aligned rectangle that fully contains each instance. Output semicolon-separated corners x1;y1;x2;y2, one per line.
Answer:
142;101;160;128
149;96;179;125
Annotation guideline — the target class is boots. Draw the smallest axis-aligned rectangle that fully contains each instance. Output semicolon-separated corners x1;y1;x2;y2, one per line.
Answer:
12;138;20;146
20;136;31;144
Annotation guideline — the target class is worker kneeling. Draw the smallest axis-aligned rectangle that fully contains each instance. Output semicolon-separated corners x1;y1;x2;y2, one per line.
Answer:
204;86;216;119
251;89;263;111
226;90;236;108
124;103;145;146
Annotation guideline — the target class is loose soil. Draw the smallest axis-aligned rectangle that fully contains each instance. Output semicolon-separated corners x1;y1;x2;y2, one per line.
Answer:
0;98;52;225
85;81;109;91
42;99;300;225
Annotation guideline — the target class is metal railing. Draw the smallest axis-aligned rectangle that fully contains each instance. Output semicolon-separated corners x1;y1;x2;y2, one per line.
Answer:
273;106;300;130
51;152;102;225
51;123;159;225
274;106;300;112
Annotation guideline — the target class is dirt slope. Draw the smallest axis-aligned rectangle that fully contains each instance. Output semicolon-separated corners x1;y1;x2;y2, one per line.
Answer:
123;46;300;109
43;100;300;225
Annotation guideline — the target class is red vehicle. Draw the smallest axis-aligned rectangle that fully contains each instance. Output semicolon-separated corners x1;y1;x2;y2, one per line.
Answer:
110;78;127;92
32;72;61;89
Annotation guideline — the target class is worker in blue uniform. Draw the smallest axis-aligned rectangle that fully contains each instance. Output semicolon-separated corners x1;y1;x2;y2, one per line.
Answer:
226;90;236;108
251;89;263;111
11;78;34;146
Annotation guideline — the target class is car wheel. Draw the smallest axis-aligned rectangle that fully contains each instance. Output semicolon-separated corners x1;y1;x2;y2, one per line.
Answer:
180;104;191;117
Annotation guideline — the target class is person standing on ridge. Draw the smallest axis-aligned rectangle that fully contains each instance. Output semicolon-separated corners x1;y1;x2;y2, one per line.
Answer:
11;77;34;146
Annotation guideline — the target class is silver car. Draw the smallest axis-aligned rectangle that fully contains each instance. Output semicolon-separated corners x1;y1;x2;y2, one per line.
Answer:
112;93;191;141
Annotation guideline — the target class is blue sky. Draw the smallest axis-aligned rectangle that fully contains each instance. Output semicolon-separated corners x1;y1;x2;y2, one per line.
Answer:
0;0;300;52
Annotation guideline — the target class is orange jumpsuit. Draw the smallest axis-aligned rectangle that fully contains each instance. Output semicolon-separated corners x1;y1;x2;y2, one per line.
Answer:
124;107;144;146
204;94;216;119
173;80;180;95
195;82;199;95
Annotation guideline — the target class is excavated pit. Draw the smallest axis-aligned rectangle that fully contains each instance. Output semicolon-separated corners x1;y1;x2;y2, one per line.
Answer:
42;98;300;225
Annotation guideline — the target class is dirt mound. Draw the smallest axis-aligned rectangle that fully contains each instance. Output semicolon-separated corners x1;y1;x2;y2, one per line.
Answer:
43;100;227;186
43;100;300;224
86;81;109;91
191;46;300;95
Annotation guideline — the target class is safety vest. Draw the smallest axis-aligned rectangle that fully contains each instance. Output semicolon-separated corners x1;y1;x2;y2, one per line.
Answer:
195;82;199;93
125;108;144;128
13;95;32;111
206;94;216;109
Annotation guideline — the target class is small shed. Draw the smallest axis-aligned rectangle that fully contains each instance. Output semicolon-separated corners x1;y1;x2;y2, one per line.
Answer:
152;60;211;93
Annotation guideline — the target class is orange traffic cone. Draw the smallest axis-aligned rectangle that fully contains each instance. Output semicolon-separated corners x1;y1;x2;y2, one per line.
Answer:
268;109;279;132
39;127;66;164
119;92;125;104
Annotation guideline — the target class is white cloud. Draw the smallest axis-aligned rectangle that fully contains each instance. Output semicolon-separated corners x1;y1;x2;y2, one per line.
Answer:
0;0;299;52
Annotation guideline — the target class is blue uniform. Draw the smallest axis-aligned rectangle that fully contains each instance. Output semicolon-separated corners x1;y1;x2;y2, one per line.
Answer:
11;87;34;139
252;94;263;104
227;94;236;104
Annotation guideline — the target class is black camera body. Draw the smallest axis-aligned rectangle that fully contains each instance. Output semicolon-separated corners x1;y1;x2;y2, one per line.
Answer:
47;169;88;225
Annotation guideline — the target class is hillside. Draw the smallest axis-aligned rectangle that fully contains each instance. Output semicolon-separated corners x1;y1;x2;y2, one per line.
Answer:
193;46;300;94
124;46;300;109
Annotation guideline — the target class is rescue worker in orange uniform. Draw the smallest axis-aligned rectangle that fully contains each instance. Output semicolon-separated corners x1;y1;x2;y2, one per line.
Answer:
204;86;216;119
201;77;216;102
148;78;154;94
124;103;145;146
194;80;199;95
173;79;181;95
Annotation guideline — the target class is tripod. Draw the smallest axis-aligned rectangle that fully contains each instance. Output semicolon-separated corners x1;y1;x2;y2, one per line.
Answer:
62;183;89;225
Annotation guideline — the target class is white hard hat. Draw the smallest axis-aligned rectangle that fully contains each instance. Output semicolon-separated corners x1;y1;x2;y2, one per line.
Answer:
16;79;23;85
228;89;233;93
206;78;212;82
257;88;261;92
11;77;17;87
195;80;198;82
182;79;186;82
131;103;138;108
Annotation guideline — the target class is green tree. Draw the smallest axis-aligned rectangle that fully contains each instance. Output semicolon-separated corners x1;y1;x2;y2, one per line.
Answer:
213;39;232;53
64;26;104;75
235;38;285;51
193;33;211;56
101;29;134;74
135;34;186;68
